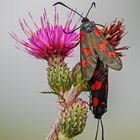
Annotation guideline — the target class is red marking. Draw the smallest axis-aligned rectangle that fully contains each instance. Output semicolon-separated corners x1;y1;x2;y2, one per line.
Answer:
94;27;100;37
84;48;91;56
82;59;87;68
99;43;106;52
108;52;116;58
80;31;86;42
91;84;95;91
81;48;91;56
92;98;99;107
95;80;102;90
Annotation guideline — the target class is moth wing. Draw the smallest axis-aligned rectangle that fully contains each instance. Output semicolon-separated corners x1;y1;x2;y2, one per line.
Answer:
92;27;122;70
80;31;98;81
80;51;98;81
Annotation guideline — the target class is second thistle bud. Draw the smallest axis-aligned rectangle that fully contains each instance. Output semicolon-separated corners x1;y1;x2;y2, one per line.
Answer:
58;99;88;139
72;63;88;91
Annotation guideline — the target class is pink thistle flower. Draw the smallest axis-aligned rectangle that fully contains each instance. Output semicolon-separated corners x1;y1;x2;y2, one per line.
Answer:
10;8;80;60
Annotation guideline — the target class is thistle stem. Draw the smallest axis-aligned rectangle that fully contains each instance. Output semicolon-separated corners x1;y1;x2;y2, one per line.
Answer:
66;86;81;106
45;86;82;140
45;115;59;140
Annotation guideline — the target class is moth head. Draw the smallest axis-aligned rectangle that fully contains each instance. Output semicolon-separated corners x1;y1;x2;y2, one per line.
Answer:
81;17;89;23
81;18;94;32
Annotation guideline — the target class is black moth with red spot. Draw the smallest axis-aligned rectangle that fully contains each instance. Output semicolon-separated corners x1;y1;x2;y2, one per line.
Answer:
53;1;122;119
53;2;123;140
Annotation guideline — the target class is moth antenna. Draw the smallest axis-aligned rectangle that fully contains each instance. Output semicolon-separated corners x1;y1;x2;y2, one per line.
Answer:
85;2;96;18
62;26;80;34
53;2;84;19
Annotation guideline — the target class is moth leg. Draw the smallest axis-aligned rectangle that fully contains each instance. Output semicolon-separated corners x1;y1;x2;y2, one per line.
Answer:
65;41;80;49
88;92;93;111
62;26;80;34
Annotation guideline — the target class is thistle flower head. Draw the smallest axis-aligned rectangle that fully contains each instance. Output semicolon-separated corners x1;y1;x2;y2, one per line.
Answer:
101;19;129;56
10;8;80;60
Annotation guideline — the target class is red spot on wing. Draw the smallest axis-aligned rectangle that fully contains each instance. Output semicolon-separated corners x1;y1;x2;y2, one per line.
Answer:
91;84;95;91
92;98;99;107
94;27;100;37
95;80;102;90
82;59;87;68
99;43;106;52
84;48;91;56
80;31;86;42
81;48;91;56
108;52;116;58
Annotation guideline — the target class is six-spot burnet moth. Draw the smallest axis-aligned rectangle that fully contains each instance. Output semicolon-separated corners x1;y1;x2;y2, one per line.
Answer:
53;2;123;140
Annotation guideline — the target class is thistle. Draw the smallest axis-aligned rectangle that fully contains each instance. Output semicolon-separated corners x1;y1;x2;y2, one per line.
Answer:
10;8;88;140
10;8;80;95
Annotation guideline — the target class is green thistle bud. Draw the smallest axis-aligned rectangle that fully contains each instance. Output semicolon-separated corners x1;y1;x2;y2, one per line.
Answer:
58;99;88;139
47;55;72;94
72;63;88;91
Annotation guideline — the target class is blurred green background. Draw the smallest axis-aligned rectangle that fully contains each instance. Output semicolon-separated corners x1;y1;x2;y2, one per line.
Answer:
0;0;140;140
